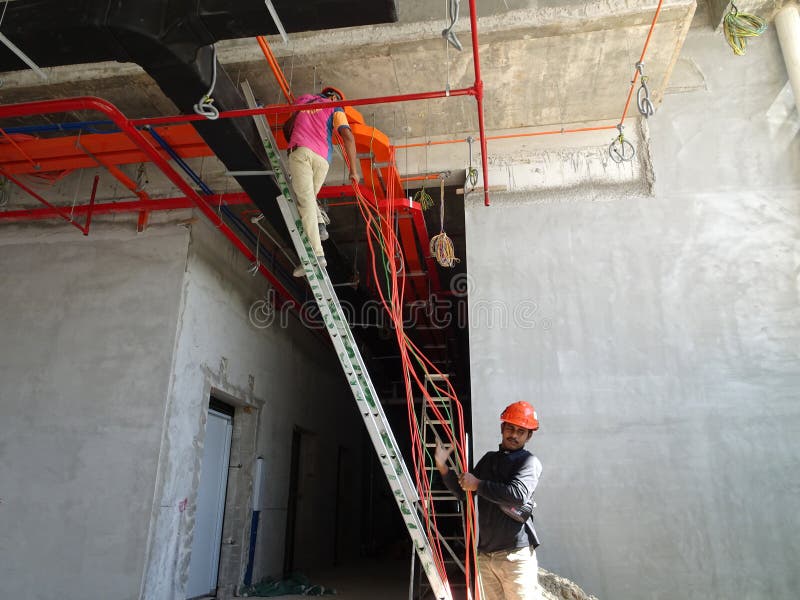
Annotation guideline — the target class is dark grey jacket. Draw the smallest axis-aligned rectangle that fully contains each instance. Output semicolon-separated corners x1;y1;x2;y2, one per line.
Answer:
442;446;542;552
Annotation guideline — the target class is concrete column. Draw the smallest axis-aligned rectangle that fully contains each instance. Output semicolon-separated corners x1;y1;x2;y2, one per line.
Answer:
775;3;800;116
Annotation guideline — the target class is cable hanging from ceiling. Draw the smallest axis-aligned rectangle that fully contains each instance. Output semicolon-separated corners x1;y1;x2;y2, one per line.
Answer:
193;45;220;120
442;0;463;52
465;135;478;193
723;2;767;56
430;176;460;268
636;62;654;118
335;129;478;597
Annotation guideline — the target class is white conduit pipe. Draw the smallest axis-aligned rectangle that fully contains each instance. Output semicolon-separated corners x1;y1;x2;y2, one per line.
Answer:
0;32;48;80
775;4;800;117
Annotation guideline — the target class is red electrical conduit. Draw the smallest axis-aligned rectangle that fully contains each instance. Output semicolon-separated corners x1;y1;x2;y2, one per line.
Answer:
395;124;619;150
467;0;490;206
0;192;252;222
0;96;300;311
0;169;99;235
620;0;664;125
131;88;477;128
256;36;295;104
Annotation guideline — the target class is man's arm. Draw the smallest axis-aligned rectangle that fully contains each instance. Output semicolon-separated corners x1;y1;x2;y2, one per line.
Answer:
337;125;360;184
476;455;542;507
434;441;465;498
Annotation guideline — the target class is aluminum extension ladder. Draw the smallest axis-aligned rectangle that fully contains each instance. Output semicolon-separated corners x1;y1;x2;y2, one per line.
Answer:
250;104;452;600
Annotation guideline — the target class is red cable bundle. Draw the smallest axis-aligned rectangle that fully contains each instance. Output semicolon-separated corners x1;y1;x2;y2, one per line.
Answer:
337;133;481;599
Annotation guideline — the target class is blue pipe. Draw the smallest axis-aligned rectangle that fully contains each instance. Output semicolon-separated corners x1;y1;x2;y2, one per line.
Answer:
243;510;260;586
3;120;118;135
144;126;299;289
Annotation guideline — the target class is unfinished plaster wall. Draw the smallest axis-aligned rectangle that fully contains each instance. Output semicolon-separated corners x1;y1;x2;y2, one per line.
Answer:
141;216;363;599
465;26;800;600
0;222;189;600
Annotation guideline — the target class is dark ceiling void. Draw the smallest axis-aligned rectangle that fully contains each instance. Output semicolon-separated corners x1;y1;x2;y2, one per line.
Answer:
0;0;399;72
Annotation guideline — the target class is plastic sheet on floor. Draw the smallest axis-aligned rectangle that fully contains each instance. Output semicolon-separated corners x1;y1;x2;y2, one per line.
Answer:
241;573;337;597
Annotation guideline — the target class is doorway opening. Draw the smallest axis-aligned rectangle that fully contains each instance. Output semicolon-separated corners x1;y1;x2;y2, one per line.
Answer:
186;398;235;599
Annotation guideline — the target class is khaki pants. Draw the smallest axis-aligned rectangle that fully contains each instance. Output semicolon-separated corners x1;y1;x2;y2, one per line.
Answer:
478;545;543;600
288;146;329;257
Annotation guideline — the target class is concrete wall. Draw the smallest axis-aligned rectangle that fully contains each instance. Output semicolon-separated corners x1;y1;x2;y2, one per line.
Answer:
140;216;363;599
0;213;363;600
465;26;800;600
0;222;189;600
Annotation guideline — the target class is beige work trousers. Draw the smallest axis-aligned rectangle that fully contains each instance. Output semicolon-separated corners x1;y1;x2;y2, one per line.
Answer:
288;146;329;257
478;545;543;600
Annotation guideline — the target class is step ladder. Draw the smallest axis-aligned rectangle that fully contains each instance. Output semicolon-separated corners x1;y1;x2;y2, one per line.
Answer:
248;97;452;600
416;374;470;600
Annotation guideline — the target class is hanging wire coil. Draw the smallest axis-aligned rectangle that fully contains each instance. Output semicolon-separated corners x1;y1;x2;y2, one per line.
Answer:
609;124;635;163
465;136;479;193
723;3;767;56
414;187;434;210
193;45;220;120
636;63;655;118
442;0;463;51
429;177;460;268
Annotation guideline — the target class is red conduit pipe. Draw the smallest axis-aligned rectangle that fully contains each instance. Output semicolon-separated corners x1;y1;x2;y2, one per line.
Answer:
467;0;491;206
0;97;299;310
400;174;441;183
83;175;99;235
256;36;295;104
131;88;476;127
620;0;664;125
0;167;95;235
395;124;619;150
0;192;252;223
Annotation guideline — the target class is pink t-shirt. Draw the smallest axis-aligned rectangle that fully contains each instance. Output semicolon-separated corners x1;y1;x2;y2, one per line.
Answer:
289;94;350;162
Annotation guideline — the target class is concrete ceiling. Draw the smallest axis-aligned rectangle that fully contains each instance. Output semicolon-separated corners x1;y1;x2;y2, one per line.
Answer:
0;0;698;180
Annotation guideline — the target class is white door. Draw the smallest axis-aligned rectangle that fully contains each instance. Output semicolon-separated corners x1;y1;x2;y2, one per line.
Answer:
187;409;232;598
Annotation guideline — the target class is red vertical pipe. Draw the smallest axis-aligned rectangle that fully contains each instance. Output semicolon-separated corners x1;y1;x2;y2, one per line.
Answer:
468;0;491;207
83;175;99;235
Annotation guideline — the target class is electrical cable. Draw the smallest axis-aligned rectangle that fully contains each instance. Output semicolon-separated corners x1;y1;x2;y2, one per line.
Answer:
335;128;478;595
465;136;478;193
635;63;654;118
430;178;460;268
442;0;463;51
413;187;434;210
723;3;767;56
193;45;220;120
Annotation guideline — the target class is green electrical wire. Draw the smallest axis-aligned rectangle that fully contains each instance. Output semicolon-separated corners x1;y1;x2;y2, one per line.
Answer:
723;3;767;56
414;187;434;210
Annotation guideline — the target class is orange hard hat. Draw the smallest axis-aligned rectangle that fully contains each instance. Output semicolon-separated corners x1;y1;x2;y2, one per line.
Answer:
321;86;345;101
501;401;539;431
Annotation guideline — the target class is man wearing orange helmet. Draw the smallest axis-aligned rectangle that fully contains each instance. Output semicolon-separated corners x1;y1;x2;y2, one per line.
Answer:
435;401;543;600
286;86;360;277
